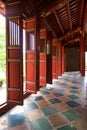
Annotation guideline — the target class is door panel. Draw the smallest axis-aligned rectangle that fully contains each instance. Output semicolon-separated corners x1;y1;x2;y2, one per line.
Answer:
26;17;40;93
6;17;23;106
26;51;36;93
40;53;46;86
40;29;47;86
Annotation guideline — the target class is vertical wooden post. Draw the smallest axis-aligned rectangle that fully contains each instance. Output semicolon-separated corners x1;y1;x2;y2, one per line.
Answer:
80;31;85;76
46;31;52;84
57;42;62;76
61;46;65;74
52;39;58;79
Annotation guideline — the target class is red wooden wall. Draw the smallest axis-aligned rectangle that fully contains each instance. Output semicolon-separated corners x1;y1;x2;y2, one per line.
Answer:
40;29;47;86
57;42;62;76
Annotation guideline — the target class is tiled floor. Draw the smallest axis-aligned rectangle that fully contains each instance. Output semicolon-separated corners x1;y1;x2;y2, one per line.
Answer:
0;71;87;130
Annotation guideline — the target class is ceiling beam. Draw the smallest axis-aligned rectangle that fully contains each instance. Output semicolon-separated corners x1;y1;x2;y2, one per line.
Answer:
66;0;72;30
53;10;64;34
41;18;57;38
79;0;85;26
41;1;65;17
63;37;80;47
58;27;81;41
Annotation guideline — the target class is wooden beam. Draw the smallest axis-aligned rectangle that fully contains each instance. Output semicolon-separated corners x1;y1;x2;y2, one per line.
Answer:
53;10;64;34
58;27;81;41
41;18;57;38
63;37;80;47
41;1;65;17
79;0;85;26
66;0;72;30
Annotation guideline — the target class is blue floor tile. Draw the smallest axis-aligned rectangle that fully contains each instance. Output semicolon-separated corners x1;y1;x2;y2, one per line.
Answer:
41;106;58;116
65;101;81;108
53;93;63;97
34;96;44;101
68;94;79;99
24;102;39;111
8;113;26;127
48;98;61;104
40;91;50;95
30;118;53;130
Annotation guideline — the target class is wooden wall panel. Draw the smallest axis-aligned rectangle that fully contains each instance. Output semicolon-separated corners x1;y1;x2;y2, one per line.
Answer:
52;39;57;79
65;47;80;72
9;62;20;88
26;17;40;93
40;29;46;86
6;15;23;106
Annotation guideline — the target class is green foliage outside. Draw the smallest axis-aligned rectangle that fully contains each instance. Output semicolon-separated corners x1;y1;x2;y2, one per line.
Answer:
0;15;6;85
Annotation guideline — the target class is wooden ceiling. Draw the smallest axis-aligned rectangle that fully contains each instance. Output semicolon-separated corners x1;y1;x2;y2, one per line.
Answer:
29;0;85;47
1;0;86;47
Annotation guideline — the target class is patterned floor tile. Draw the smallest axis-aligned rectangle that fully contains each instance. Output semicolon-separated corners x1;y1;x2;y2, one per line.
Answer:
56;125;77;130
43;94;55;99
71;119;87;130
71;87;79;89
37;100;50;108
70;90;79;94
30;118;53;130
1;71;87;130
48;98;61;104
58;96;71;102
8;113;26;127
40;91;50;95
74;107;87;118
26;109;44;121
65;101;81;108
62;110;82;121
41;106;58;116
53;93;64;97
9;122;32;130
34;96;44;101
48;113;68;127
24;98;34;105
68;94;79;99
24;102;39;111
54;103;70;112
30;95;44;101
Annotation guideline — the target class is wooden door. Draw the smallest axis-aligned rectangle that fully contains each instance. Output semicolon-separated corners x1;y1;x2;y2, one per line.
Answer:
52;39;58;79
6;16;23;106
26;17;40;93
40;29;46;86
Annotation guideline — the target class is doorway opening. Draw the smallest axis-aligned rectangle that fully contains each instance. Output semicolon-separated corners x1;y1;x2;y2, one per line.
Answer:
0;14;6;105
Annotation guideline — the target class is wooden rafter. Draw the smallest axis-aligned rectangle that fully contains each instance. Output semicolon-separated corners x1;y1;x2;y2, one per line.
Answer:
58;27;81;41
63;37;80;46
66;0;72;30
53;10;64;34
